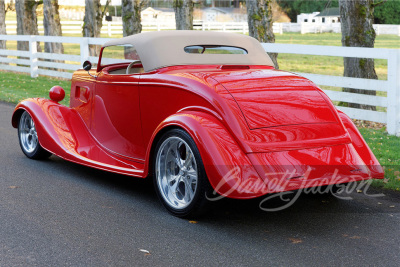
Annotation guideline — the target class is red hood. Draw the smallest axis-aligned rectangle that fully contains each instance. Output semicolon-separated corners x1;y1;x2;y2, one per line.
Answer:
207;69;338;130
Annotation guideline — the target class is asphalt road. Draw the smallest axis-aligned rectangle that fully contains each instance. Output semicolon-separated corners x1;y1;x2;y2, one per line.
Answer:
1;101;399;267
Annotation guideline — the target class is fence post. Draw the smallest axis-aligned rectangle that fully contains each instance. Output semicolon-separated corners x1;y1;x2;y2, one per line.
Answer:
108;22;111;36
300;23;305;34
387;49;400;135
29;35;38;78
80;37;89;66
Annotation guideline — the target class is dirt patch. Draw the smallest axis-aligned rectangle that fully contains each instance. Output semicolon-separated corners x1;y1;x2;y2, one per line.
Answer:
352;119;386;130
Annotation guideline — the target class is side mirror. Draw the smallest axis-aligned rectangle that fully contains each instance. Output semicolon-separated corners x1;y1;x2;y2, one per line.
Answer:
83;60;97;78
83;60;92;71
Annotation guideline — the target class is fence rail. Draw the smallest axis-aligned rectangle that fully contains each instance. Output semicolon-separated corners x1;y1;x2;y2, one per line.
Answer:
0;34;399;135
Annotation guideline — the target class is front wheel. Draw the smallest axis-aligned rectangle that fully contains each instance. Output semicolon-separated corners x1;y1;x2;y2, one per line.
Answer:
18;111;52;160
153;129;212;218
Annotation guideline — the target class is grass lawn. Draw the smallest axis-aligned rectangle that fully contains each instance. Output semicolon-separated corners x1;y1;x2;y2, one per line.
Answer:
0;71;71;106
359;127;400;191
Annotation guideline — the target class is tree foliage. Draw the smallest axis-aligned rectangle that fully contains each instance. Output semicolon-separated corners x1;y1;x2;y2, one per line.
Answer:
277;0;397;24
277;0;338;22
374;1;400;24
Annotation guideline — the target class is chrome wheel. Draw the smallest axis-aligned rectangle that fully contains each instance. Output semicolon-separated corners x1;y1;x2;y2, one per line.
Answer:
17;111;51;159
19;111;39;154
155;136;198;210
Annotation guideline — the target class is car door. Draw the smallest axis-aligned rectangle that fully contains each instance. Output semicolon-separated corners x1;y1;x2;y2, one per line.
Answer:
70;69;97;128
90;70;145;161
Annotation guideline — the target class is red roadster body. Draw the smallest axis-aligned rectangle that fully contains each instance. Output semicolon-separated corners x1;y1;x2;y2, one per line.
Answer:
12;31;384;217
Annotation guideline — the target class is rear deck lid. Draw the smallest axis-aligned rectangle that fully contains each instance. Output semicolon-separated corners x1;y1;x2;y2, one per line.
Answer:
210;69;337;130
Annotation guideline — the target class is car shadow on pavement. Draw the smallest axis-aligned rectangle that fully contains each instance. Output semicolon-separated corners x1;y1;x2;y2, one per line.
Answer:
45;155;399;225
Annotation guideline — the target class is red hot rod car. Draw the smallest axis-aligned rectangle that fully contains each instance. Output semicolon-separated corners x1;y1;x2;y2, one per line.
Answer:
12;31;384;217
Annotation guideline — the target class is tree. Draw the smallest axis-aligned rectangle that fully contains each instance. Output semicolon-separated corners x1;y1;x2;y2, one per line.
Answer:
82;0;110;56
174;0;194;30
374;0;400;24
246;0;278;68
121;0;149;36
15;0;42;52
0;0;6;50
43;0;63;55
277;0;338;22
339;0;384;110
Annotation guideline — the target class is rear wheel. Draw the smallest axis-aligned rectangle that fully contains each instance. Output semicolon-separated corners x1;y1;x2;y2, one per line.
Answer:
18;111;52;160
153;129;211;218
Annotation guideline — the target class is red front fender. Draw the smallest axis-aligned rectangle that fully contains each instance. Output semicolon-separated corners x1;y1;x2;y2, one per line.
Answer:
146;111;268;199
12;98;145;177
12;98;68;157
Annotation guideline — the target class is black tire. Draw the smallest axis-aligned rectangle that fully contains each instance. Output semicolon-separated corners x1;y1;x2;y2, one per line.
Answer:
18;111;52;160
153;128;212;218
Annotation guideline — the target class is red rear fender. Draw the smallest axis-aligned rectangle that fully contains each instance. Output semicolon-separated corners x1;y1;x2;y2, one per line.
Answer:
146;111;268;199
337;110;384;179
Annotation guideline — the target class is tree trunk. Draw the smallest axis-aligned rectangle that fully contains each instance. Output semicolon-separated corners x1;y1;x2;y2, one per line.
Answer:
0;0;6;50
246;0;278;69
43;0;63;54
339;0;378;110
122;0;147;36
82;0;110;56
43;0;64;71
174;0;193;30
15;0;41;52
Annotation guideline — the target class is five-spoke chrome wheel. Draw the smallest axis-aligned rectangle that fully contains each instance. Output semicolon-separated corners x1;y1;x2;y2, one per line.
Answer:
18;111;51;159
153;129;211;217
156;136;198;209
19;111;39;154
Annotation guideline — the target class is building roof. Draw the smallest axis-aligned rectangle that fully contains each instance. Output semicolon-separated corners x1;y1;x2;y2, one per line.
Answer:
202;7;245;14
102;31;274;72
315;7;340;17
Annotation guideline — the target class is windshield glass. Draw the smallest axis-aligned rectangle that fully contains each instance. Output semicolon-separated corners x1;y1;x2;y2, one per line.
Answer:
101;44;140;66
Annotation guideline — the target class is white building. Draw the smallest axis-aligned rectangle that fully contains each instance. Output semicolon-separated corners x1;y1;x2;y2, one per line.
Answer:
141;7;175;23
297;12;321;23
297;8;340;23
57;0;121;6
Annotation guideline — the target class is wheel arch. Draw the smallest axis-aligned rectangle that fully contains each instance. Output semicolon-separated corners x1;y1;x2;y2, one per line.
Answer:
146;124;184;179
144;111;266;199
11;107;26;128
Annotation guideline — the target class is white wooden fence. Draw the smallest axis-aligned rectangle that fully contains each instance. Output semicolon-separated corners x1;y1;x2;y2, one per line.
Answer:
5;21;400;36
0;34;399;135
4;21;283;35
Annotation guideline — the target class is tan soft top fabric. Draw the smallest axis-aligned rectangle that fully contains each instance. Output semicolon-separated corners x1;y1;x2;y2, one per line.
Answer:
103;31;274;72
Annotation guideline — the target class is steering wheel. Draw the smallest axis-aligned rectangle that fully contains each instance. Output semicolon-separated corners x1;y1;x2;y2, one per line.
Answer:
126;60;142;74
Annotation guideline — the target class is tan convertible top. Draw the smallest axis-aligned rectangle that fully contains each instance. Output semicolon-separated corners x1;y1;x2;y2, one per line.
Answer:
103;31;274;72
